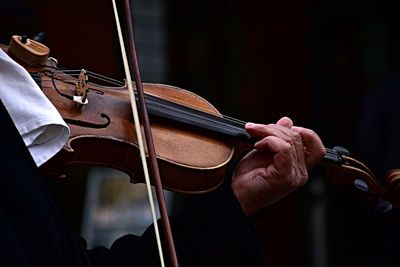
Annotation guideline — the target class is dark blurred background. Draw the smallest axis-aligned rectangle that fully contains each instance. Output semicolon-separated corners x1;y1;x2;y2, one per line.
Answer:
2;0;400;266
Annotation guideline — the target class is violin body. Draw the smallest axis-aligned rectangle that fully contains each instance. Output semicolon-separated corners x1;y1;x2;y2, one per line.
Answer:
32;57;236;193
2;42;241;194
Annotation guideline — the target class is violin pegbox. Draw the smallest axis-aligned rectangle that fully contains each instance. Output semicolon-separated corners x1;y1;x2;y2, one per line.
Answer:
321;147;383;207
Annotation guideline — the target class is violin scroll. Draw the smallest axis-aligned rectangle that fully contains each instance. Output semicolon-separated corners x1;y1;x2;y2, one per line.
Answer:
321;146;400;212
8;35;50;66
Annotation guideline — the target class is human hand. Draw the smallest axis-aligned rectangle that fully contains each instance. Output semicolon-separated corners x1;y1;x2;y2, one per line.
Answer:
231;117;325;217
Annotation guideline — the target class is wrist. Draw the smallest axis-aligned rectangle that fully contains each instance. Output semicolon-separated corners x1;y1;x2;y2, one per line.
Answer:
231;180;257;217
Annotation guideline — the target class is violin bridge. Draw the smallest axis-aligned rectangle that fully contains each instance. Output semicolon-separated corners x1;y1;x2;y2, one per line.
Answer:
74;69;89;105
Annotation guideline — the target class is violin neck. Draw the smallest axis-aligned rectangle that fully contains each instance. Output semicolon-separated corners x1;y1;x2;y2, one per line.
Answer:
145;93;254;142
145;94;339;164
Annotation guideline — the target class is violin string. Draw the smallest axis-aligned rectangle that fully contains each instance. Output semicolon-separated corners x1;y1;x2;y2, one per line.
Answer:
31;76;121;87
57;69;248;126
144;95;248;135
34;68;125;87
33;71;248;127
30;72;123;89
135;90;248;127
32;70;330;147
32;72;339;164
142;90;246;127
221;114;247;126
86;70;125;86
61;70;125;87
143;93;248;130
35;65;125;86
31;69;248;129
34;67;314;130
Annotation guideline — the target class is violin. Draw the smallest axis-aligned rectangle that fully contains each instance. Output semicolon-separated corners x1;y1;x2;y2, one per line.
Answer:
2;35;400;211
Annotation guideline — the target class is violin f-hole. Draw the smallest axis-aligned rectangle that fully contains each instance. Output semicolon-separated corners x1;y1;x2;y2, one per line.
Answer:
63;113;111;129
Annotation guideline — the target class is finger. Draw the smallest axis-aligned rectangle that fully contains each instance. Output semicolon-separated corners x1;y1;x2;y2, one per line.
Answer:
255;135;308;179
276;116;293;129
254;135;291;153
292;126;326;169
246;122;294;141
246;123;306;170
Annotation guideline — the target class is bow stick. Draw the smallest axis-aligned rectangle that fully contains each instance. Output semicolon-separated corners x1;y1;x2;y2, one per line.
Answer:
112;1;179;266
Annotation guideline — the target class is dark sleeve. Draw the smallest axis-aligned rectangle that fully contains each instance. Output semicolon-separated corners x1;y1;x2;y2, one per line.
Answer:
0;100;91;267
87;183;268;267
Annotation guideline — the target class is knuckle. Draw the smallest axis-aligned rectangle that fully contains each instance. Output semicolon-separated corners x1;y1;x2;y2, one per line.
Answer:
291;131;303;145
300;170;309;185
302;128;315;136
292;172;308;188
288;165;308;188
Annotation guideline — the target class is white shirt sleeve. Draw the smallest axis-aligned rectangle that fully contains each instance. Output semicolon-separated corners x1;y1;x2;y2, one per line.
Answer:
0;49;70;166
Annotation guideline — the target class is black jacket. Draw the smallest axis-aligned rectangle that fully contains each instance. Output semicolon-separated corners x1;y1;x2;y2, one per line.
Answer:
0;100;267;267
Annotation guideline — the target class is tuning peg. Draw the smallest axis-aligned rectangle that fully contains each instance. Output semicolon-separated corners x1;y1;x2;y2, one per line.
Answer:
374;200;392;215
21;35;28;44
32;32;46;43
332;146;350;156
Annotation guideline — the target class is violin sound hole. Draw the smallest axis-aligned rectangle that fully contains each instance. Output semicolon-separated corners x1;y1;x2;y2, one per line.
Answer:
64;113;111;129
